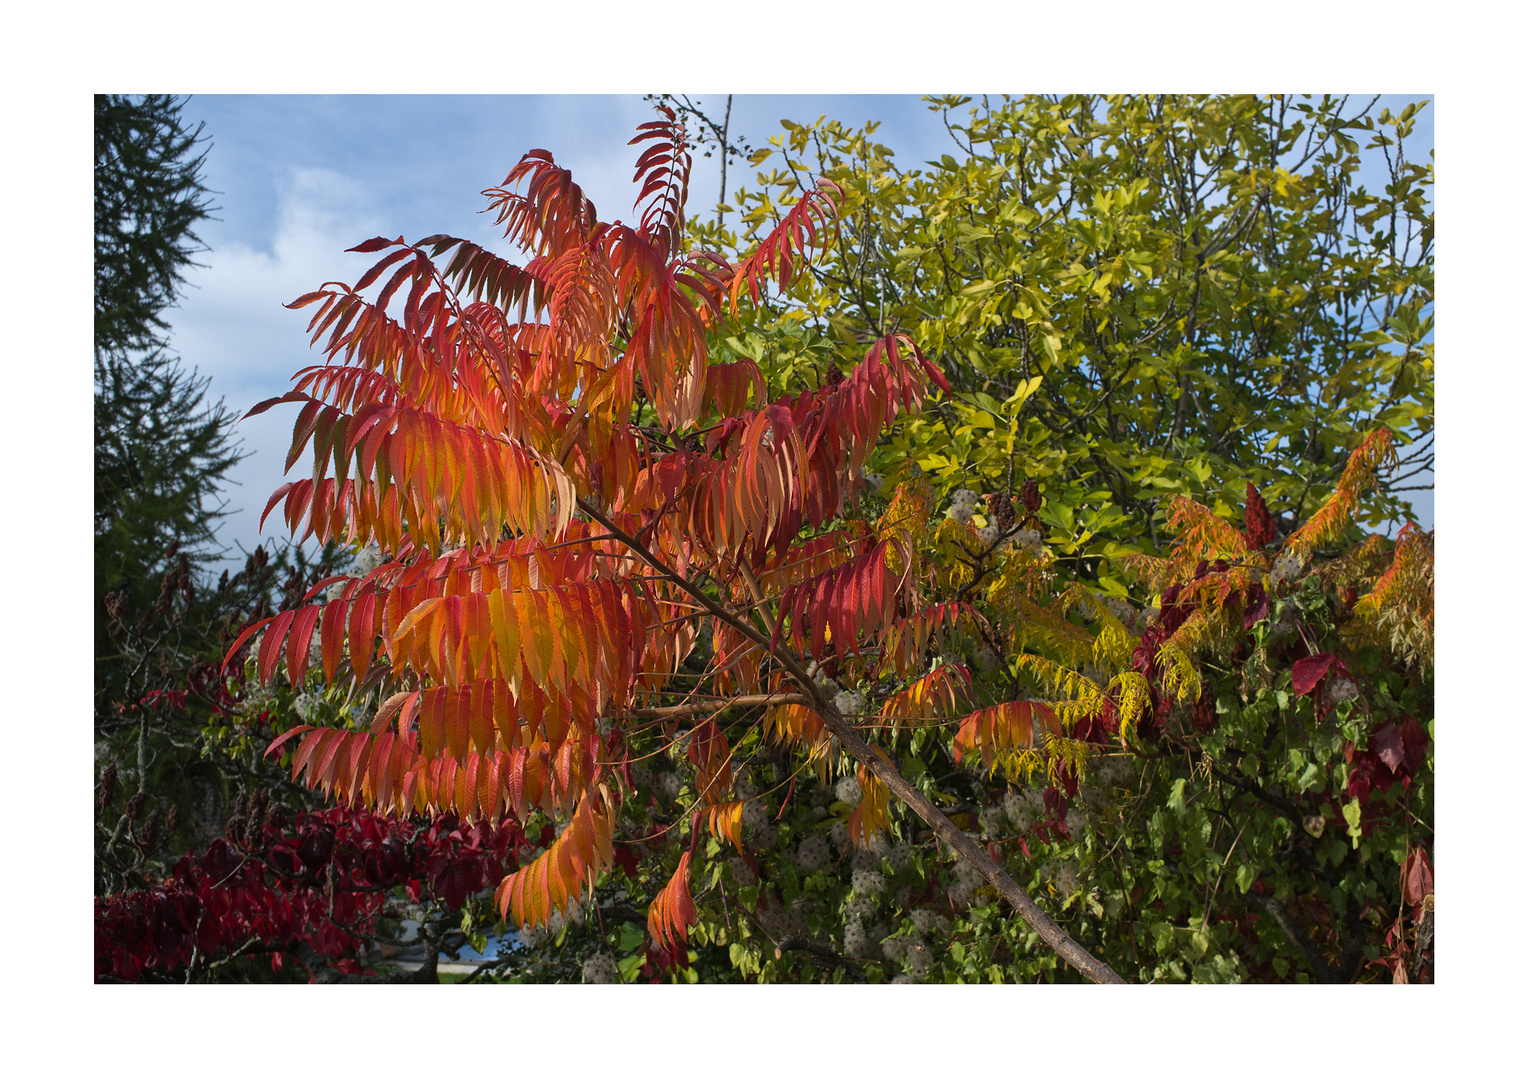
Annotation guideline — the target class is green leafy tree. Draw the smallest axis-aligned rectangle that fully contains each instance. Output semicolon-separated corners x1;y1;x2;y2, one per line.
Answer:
95;93;216;360
692;94;1432;574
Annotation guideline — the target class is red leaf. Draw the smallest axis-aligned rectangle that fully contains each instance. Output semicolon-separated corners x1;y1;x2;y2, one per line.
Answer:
1291;652;1335;697
1373;723;1405;773
1401;846;1433;907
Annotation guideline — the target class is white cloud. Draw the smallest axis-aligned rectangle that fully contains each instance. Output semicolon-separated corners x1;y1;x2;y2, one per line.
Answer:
168;164;392;566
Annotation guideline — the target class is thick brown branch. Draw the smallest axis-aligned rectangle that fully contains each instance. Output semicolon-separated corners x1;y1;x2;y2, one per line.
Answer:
577;496;1126;984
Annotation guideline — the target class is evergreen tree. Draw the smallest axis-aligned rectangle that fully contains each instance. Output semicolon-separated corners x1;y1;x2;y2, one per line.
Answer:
94;94;243;709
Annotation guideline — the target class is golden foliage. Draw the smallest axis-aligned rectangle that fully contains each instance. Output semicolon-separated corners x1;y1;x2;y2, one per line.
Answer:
647;850;697;950
847;749;893;848
1286;427;1398;554
1354;523;1434;674
495;784;617;930
876;664;971;731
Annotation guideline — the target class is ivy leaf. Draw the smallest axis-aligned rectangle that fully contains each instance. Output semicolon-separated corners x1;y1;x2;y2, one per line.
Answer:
1373;723;1405;773
1291;652;1336;696
1341;798;1363;847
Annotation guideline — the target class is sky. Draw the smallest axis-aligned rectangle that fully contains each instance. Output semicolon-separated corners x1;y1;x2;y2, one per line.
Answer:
165;94;989;568
163;93;1435;570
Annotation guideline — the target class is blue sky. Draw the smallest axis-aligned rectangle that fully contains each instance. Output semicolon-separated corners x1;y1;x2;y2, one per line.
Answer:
161;94;1433;567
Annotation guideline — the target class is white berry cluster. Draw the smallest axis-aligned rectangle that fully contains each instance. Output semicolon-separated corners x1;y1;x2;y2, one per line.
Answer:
946;488;981;524
795;835;832;874
582;954;618;984
833;689;867;717
834;774;863;804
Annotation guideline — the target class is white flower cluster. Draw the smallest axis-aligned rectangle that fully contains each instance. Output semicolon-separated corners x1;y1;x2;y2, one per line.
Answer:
521;907;566;948
730;857;757;886
795;835;832;874
754;823;780;852
741;799;770;834
630;762;652;788
1004;788;1045;832
906;939;934;977
1064;808;1088;839
850;845;880;872
946;489;981;524
1270;549;1307;586
889;843;913;873
834;774;863;804
582;954;618;984
293;692;321;722
327;543;387;601
844;921;878;960
1102;595;1138;627
851;868;888;896
1011;526;1044;557
948;853;987;910
845;894;880;922
909;909;938;934
1093;755;1135;790
828;821;850;851
1045;859;1080;897
861;468;885;494
973;645;1001;673
881;935;908;962
1327;674;1360;704
978;806;1007;838
1002;790;1032;833
833;690;867;718
658;772;682;801
977;523;1001;547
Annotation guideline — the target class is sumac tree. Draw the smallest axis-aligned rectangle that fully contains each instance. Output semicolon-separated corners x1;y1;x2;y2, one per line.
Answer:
235;106;1125;982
